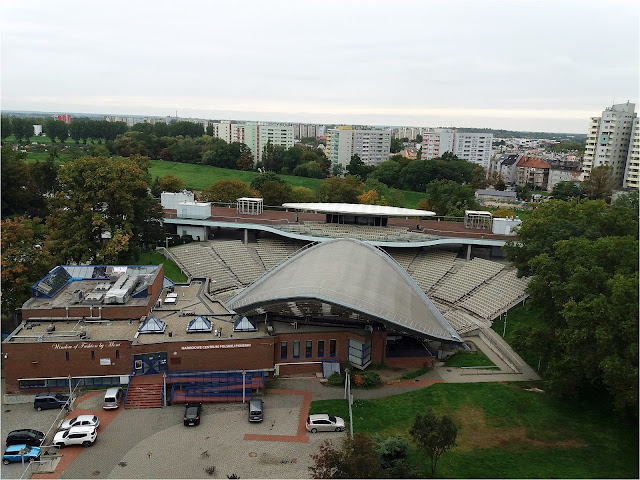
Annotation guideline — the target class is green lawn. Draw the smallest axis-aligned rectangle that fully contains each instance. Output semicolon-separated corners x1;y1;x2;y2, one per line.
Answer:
149;160;429;207
444;349;496;367
133;250;188;283
309;382;638;478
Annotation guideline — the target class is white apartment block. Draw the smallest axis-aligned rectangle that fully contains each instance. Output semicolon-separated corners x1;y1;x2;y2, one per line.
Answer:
209;122;294;164
326;127;391;167
582;102;636;187
452;133;493;169
421;129;455;160
421;130;493;168
623;117;639;189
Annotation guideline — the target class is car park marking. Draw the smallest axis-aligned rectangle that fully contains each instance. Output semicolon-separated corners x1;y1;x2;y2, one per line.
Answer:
243;389;312;444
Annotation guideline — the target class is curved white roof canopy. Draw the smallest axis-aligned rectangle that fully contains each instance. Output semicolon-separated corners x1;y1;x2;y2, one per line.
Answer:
227;238;462;343
282;203;435;217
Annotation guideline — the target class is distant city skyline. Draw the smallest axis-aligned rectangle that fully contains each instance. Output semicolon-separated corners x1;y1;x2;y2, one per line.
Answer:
1;0;637;134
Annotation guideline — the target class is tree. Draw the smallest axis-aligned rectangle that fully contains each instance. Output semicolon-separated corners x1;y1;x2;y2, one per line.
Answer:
425;180;479;216
551;181;582;201
416;134;423;143
369;160;402;188
471;165;488;189
390;137;403;153
582;165;616;202
1;116;12;140
494;174;506;191
259;180;292;206
151;174;185;197
290;186;316;202
515;184;531;201
250;172;286;191
1;146;39;217
505;199;639;413
346;154;372;180
46;155;163;264
492;207;516;218
200;179;258;203
12;117;34;143
1;217;55;317
316;176;363;203
504;199;638;277
309;433;385;479
409;409;458;477
331;163;344;177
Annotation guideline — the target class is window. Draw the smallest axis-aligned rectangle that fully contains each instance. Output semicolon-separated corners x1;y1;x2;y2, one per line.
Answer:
280;341;288;359
91;350;95;360
115;349;120;359
306;340;312;358
330;339;337;357
66;352;70;361
317;340;325;358
293;341;300;358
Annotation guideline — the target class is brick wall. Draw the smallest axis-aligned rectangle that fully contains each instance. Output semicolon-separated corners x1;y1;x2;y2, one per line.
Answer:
2;340;133;393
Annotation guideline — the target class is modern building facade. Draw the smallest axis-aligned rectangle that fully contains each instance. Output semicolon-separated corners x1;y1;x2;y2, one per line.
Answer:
582;102;637;186
326;127;392;167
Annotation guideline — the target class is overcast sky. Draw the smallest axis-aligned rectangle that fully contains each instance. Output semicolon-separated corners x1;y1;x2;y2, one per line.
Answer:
1;0;638;133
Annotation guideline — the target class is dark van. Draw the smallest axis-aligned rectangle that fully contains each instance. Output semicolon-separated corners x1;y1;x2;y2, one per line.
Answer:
34;393;70;411
248;398;263;422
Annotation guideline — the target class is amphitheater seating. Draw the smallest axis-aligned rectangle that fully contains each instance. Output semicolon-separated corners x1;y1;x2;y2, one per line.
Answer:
432;258;504;303
442;309;485;335
384;248;418;270
458;269;529;320
408;250;458;292
254;238;308;270
169;244;239;292
210;241;264;285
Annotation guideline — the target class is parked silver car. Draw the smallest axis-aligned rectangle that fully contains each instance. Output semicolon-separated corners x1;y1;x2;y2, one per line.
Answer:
306;414;345;433
59;415;100;431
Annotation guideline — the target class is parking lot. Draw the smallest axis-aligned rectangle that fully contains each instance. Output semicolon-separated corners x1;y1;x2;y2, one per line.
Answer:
1;400;64;479
2;388;343;479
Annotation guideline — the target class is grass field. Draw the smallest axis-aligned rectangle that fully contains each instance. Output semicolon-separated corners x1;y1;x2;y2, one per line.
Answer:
444;348;496;367
133;250;188;283
309;382;639;478
149;160;428;208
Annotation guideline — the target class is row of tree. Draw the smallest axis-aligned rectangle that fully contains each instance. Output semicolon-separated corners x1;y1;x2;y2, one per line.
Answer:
505;191;639;414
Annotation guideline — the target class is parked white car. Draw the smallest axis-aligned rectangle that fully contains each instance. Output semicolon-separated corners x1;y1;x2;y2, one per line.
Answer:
59;415;100;431
306;414;345;433
54;426;97;447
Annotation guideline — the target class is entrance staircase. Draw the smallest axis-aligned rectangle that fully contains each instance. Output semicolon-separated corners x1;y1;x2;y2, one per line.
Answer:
125;374;164;409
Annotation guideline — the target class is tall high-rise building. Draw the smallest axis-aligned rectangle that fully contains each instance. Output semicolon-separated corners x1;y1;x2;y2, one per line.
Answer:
326;127;391;167
623;117;639;189
581;102;636;186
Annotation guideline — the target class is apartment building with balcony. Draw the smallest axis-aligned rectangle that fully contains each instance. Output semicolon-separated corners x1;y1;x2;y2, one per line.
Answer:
421;130;493;168
581;102;636;187
623;117;639;189
515;156;551;189
326;127;391;167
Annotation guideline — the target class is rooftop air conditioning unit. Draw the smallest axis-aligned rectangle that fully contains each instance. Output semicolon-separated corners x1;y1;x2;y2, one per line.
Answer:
72;290;84;304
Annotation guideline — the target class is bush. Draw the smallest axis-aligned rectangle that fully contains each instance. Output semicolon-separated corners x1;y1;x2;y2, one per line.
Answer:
374;434;409;469
327;371;344;386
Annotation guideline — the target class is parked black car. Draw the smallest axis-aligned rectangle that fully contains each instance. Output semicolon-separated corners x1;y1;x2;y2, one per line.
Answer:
183;403;201;426
34;393;71;411
6;430;45;447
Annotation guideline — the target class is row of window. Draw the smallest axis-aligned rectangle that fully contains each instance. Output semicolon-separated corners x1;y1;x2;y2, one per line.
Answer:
64;350;120;361
280;339;336;359
20;376;122;389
